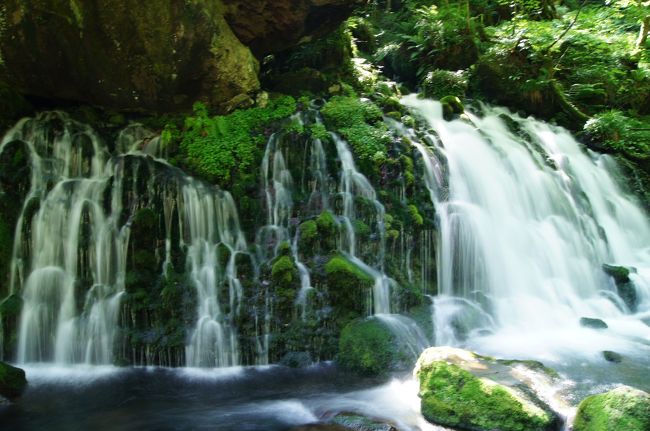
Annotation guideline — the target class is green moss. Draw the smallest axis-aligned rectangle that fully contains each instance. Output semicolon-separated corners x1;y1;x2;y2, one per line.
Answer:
321;96;390;172
440;95;464;120
408;204;424;227
0;361;27;400
316;210;338;237
325;254;374;327
177;96;297;185
574;386;650;431
338;318;393;376
298;220;318;251
602;264;631;284
417;361;555;431
325;255;373;285
308;123;329;141
272;255;296;287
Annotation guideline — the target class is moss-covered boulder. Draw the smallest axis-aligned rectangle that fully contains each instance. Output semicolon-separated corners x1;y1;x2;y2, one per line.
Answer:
337;318;394;376
324;254;374;326
573;386;650;431
414;347;560;431
0;361;27;401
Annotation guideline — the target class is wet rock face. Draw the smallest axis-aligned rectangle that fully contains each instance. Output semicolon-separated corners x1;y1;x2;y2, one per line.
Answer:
222;0;363;57
0;0;260;113
0;1;362;113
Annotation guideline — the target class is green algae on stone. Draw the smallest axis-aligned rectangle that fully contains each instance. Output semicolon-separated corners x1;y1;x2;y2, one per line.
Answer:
573;386;650;431
337;318;393;376
414;347;559;431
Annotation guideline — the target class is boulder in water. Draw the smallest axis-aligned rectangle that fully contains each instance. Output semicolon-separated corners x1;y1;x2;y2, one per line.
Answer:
580;317;608;329
414;347;561;431
573;386;650;431
602;264;639;311
602;350;623;363
332;413;398;431
0;361;27;401
337;318;395;376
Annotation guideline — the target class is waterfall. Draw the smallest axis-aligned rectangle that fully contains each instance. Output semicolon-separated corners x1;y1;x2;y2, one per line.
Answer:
1;113;128;364
183;184;247;368
402;95;650;360
331;133;392;315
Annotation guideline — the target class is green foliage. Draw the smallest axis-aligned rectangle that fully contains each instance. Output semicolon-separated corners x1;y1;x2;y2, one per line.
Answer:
421;69;468;100
321;96;390;171
573;386;650;431
407;204;424;227
417;361;554;431
177;96;297;184
308;123;329;141
338;318;394;376
584;111;650;159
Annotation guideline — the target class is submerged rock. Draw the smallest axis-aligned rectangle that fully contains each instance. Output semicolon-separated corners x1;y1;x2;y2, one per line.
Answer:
580;317;608;329
414;347;561;431
0;361;27;401
573;386;650;431
602;350;623;363
332;413;398;431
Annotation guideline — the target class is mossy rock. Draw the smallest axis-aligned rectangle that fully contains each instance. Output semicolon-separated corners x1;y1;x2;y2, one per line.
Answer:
573;386;650;431
324;254;374;326
337;318;394;376
602;264;631;283
414;347;559;431
0;361;27;400
440;96;464;121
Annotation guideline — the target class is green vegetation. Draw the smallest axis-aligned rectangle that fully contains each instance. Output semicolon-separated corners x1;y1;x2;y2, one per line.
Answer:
573;386;650;431
177;96;297;185
0;361;27;400
321;96;391;173
325;254;374;326
338;318;394;376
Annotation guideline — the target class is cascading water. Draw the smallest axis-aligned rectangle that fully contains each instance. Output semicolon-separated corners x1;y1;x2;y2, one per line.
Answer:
183;184;248;368
402;95;650;361
1;113;129;364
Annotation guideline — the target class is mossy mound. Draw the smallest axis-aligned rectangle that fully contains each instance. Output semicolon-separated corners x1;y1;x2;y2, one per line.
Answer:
0;361;27;401
324;254;374;326
337;318;394;376
573;386;650;431
414;347;559;431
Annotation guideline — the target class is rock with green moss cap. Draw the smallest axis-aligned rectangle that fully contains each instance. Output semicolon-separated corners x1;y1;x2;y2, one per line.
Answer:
337;318;394;376
573;386;650;431
414;347;561;431
0;361;27;401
